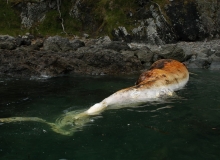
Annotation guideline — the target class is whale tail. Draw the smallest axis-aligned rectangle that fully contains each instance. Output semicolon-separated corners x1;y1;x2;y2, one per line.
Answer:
0;117;47;123
0;109;94;136
51;102;107;135
0;102;106;136
0;116;67;135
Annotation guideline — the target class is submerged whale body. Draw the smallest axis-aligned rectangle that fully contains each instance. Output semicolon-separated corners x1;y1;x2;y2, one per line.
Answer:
0;59;189;135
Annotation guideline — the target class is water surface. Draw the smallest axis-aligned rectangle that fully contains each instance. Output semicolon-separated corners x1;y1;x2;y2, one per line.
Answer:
0;69;220;160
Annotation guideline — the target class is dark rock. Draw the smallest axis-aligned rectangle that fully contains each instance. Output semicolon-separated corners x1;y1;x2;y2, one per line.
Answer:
165;2;205;41
113;4;177;44
208;54;220;70
157;44;186;62
0;35;16;50
16;37;24;46
0;42;16;50
34;40;44;48
112;26;132;42
1;35;220;77
213;46;220;57
95;36;112;45
216;52;220;57
26;45;41;51
43;36;73;52
0;35;15;41
187;58;211;69
16;37;31;46
4;0;220;42
103;41;130;52
210;61;220;70
196;1;220;39
18;1;49;29
0;46;144;77
69;39;85;50
134;47;154;67
121;50;135;59
75;47;143;74
199;48;214;57
136;0;150;7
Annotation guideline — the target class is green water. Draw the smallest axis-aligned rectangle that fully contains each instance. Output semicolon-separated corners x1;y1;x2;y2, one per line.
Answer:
0;69;220;160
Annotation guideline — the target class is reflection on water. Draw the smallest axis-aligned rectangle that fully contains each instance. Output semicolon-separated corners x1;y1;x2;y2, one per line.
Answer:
0;70;220;160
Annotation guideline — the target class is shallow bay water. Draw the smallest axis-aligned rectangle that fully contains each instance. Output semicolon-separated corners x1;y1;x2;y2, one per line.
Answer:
0;69;220;160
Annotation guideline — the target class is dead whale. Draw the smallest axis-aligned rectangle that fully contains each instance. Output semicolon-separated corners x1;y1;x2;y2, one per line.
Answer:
0;59;189;135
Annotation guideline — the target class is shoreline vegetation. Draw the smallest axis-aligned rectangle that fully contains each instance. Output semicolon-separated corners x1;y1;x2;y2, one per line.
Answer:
0;0;219;40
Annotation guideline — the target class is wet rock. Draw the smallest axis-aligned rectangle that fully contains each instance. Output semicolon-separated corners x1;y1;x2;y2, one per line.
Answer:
213;46;220;57
209;61;220;70
157;44;187;62
0;35;14;41
43;36;73;52
33;39;44;49
177;40;220;69
0;45;144;77
69;39;85;50
103;41;131;52
134;48;154;67
187;58;211;69
0;35;16;50
209;54;220;70
16;37;31;46
95;36;112;45
0;34;220;77
0;42;16;50
43;36;85;52
121;50;135;59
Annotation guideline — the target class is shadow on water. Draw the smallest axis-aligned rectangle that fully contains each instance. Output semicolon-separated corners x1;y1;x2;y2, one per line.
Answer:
0;70;220;159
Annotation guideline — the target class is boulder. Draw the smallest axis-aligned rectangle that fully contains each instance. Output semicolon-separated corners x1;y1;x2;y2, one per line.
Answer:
103;41;130;52
210;61;220;70
0;44;144;77
187;58;211;69
213;46;220;57
74;47;143;75
95;36;112;45
43;36;73;52
16;37;31;46
209;54;220;70
0;35;15;41
121;50;135;59
0;35;16;50
69;39;85;50
134;48;154;67
157;44;186;62
0;42;16;50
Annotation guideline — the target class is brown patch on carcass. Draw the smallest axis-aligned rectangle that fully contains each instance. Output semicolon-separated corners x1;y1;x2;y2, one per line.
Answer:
149;59;173;70
135;59;188;88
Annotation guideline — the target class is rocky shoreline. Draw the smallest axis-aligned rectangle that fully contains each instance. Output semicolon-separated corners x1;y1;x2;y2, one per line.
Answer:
0;35;220;78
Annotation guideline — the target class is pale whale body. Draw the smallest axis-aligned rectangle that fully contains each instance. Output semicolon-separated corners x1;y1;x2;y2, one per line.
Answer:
85;59;189;115
0;59;189;135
